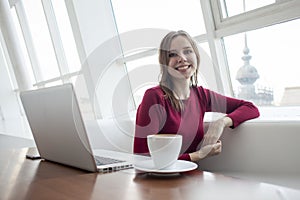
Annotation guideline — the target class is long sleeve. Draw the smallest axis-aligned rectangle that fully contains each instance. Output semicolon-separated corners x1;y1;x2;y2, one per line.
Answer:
200;88;260;128
134;86;260;162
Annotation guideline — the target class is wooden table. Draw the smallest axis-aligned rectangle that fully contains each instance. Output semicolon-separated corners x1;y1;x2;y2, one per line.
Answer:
1;148;300;200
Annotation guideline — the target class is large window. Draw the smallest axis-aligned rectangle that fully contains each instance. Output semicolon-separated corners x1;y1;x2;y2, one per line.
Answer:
110;0;300;109
208;0;300;110
51;0;81;73
10;7;35;88
224;19;300;106
111;0;207;106
111;0;206;36
11;0;81;87
2;0;300;124
22;0;60;81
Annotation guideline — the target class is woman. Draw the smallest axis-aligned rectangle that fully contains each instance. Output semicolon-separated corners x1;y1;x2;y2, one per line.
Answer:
134;30;259;162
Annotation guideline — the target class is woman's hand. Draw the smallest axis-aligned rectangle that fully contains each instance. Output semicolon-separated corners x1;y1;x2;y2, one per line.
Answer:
189;140;222;161
189;117;232;162
201;117;233;147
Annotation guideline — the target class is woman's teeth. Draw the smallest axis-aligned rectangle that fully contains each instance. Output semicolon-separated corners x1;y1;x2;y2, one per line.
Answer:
176;65;190;70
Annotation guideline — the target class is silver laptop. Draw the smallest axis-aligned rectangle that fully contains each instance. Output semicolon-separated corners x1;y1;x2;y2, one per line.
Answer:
20;83;132;172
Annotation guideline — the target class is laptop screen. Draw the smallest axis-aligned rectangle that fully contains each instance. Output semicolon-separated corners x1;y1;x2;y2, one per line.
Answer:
20;84;98;172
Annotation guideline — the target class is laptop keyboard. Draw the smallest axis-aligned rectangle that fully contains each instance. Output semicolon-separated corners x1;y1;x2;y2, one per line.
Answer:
94;155;125;166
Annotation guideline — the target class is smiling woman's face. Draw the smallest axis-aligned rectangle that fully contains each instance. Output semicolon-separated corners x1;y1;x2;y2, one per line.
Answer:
167;35;197;80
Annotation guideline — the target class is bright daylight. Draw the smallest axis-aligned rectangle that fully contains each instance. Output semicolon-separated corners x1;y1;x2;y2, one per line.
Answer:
0;0;300;199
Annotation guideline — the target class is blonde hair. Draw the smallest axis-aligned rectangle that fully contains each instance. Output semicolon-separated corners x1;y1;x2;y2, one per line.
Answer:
158;30;200;111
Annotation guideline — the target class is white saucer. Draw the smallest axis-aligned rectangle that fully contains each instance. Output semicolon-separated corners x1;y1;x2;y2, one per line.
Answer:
134;160;197;173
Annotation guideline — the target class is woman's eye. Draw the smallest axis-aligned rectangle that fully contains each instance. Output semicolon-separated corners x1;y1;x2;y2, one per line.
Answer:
184;49;193;54
168;52;177;57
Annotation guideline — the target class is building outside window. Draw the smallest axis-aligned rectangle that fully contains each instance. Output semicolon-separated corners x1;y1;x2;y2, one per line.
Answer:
216;0;300;107
224;19;300;106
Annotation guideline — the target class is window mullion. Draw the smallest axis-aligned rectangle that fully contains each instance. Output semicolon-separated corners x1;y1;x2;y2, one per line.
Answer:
63;0;87;66
0;28;18;90
200;0;233;95
41;0;69;81
210;0;223;30
33;70;82;87
215;0;300;38
193;34;208;43
14;0;43;84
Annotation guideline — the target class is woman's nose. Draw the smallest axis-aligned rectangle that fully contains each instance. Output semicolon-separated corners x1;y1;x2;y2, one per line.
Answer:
177;54;187;63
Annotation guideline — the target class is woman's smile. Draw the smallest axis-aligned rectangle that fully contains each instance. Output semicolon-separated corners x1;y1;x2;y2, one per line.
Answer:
175;64;192;71
167;36;197;80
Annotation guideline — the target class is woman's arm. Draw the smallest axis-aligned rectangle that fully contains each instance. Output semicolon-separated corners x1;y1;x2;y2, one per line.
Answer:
200;87;259;128
189;115;232;162
189;88;260;162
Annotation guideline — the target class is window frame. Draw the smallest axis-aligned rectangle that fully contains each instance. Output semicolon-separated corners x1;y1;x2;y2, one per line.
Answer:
10;0;82;88
202;0;300;96
14;0;42;84
212;0;300;38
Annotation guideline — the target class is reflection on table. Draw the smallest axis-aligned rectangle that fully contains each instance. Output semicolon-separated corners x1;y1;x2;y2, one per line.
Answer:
1;148;300;200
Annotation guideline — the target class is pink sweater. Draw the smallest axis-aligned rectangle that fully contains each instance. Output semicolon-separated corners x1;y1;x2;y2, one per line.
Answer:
134;86;260;161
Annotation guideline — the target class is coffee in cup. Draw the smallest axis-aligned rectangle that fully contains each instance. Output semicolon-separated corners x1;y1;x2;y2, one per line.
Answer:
147;134;182;169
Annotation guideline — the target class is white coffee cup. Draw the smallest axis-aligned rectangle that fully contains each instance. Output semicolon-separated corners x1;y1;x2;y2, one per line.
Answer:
147;134;182;169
